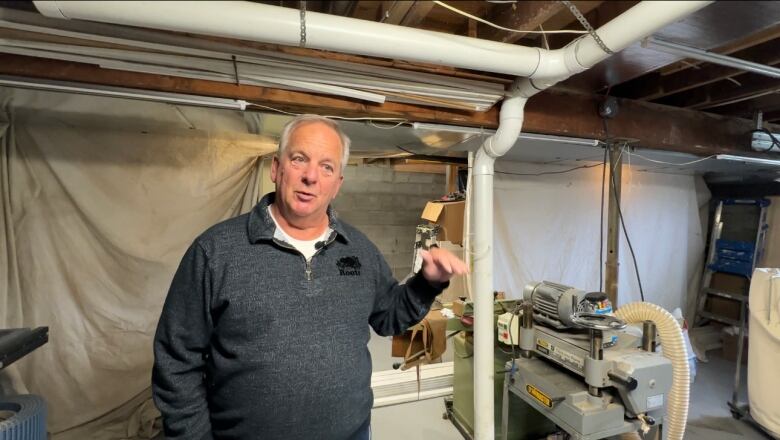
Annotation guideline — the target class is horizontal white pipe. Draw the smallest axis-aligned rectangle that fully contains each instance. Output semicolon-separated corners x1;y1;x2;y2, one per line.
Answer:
33;1;541;77
570;1;711;70
645;37;780;79
33;1;712;80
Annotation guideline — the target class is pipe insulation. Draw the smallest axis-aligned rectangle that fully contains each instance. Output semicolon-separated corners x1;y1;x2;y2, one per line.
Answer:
615;302;690;440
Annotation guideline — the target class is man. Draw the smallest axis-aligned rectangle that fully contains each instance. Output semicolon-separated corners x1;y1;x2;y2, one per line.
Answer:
153;114;467;440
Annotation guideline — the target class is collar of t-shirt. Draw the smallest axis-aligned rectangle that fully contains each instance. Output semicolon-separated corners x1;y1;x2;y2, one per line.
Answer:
268;205;332;261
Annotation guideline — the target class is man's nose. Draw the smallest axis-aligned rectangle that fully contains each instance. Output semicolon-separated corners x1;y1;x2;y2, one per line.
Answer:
301;163;318;184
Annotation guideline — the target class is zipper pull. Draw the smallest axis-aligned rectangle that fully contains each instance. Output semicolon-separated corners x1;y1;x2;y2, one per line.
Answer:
305;260;313;281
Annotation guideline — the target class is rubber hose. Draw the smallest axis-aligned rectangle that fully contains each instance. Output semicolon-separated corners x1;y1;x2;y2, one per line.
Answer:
615;302;689;440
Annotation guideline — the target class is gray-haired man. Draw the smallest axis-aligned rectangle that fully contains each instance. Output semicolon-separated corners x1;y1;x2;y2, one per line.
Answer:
153;114;467;439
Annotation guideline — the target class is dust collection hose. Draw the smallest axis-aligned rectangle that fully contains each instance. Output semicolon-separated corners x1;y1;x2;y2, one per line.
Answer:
615;302;690;440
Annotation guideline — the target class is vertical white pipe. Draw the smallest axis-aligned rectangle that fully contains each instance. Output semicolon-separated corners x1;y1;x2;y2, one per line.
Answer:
464;151;474;298
472;94;527;440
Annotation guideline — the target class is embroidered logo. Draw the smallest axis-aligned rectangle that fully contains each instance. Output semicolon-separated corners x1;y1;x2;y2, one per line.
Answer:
337;256;361;276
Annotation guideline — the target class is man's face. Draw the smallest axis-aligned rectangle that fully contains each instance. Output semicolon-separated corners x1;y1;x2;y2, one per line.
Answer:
271;121;344;224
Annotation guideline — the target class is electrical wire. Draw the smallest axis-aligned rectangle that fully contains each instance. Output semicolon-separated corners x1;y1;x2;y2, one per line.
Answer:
599;145;607;292
602;119;646;301
495;163;602;176
627;150;716;166
433;1;588;35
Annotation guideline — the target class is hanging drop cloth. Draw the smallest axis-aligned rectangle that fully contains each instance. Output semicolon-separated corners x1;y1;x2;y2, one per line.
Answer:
0;87;275;439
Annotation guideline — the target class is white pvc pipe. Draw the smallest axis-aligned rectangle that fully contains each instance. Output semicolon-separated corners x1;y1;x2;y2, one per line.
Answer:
471;93;527;440
33;0;541;77
615;303;690;440
32;1;711;80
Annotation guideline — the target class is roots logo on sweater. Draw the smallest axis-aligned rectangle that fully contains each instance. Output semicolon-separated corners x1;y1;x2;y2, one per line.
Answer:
337;256;361;276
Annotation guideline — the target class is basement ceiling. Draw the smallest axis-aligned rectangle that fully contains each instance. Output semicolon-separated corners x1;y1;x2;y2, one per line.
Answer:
258;0;780;124
0;0;777;184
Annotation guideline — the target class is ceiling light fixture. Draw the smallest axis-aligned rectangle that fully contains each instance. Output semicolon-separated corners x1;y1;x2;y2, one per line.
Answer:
643;37;780;79
411;122;599;146
0;75;248;110
715;154;780;167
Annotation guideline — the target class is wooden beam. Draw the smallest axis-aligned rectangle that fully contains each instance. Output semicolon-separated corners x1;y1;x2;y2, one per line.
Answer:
615;39;780;101
328;1;358;17
528;1;603;42
521;91;774;155
763;110;780;123
0;53;774;157
380;1;415;25
398;0;435;27
482;1;564;44
660;23;780;76
706;94;780;120
446;165;459;194
656;73;780;110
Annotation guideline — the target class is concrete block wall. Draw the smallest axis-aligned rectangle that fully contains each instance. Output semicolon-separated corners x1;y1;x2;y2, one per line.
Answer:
333;164;446;279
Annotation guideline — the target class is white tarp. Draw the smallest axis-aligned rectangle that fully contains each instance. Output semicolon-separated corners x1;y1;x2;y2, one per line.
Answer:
0;87;275;438
491;160;709;312
748;268;780;437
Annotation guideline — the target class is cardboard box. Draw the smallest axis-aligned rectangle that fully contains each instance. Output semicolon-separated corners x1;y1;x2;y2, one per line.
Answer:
421;200;465;245
711;272;749;294
436;241;469;302
452;299;466;317
722;327;748;364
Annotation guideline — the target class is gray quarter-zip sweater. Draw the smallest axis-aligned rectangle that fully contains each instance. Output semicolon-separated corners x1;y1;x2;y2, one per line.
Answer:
153;193;445;440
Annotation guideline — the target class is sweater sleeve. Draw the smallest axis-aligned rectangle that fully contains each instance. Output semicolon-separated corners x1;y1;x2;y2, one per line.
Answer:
152;241;214;440
369;246;448;336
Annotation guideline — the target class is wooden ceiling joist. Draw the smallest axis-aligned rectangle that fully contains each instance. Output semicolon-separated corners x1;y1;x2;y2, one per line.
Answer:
482;1;564;44
615;39;780;101
0;53;772;157
657;73;780;110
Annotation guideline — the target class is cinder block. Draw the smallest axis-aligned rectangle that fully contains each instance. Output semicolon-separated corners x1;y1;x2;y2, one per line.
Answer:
407;173;435;184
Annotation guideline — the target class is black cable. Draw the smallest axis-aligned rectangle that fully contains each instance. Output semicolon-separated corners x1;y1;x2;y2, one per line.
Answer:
602;118;645;302
599;144;607;293
495;163;602;176
608;158;645;302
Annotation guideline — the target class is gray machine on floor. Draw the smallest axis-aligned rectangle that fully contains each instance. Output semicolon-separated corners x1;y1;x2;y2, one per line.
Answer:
500;281;672;440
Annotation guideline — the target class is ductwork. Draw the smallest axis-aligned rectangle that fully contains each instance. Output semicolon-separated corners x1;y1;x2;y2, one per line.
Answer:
29;2;712;439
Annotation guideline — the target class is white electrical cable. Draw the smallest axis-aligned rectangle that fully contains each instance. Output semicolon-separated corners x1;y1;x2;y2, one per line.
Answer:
615;302;690;440
432;1;588;35
627;151;716;166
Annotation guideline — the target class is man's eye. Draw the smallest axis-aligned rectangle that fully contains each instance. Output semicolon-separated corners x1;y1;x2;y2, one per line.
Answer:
292;156;305;163
323;164;334;172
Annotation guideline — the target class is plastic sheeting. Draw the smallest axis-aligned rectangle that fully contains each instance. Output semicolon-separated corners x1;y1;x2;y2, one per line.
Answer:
748;268;780;438
0;87;276;438
491;160;710;312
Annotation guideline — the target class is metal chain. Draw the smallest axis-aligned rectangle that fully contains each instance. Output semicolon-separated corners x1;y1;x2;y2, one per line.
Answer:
299;1;307;47
560;0;613;55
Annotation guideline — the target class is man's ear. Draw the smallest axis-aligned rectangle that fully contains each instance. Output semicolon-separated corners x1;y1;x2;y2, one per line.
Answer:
270;156;280;183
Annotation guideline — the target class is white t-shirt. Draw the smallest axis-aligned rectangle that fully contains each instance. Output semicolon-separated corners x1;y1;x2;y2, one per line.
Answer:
268;205;331;261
